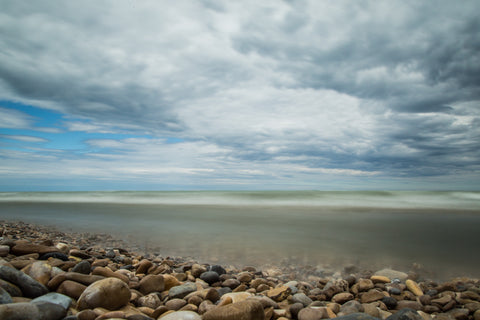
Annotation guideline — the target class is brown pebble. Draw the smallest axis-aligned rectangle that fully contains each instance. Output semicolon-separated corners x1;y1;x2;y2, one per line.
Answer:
165;298;187;310
136;259;153;274
180;303;198;312
92;266;129;283
396;300;422;310
205;288;220;303
138;274;164;295
233;284;248;292
188;295;203;306
332;292;354;304
57;280;87;299
163;274;181;290
96;311;126;319
152;306;169;318
77;309;97;320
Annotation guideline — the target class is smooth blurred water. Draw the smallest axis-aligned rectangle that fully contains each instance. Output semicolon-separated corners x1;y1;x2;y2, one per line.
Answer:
1;191;479;279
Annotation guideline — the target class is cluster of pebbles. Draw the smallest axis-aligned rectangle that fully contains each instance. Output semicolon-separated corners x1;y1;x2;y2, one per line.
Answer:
0;220;479;320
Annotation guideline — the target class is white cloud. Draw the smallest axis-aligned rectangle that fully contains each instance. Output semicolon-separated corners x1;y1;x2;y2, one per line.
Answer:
0;135;47;143
0;107;32;128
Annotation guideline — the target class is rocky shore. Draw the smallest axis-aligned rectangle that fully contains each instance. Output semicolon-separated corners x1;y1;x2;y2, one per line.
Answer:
0;220;479;320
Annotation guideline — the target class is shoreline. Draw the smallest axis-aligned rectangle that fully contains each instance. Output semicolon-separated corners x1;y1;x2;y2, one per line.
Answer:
1;219;479;320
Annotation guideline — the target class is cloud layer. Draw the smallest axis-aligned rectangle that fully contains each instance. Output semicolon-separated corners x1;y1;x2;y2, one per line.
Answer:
0;1;479;190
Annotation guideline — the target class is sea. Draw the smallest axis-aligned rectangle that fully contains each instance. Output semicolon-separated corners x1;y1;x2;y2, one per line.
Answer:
1;190;479;280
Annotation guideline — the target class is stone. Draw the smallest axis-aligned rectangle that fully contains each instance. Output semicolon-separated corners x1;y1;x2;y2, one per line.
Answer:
55;243;69;254
188;295;203;306
169;283;197;299
237;272;253;283
165;298;187;310
298;307;330;320
223;278;241;289
293;292;313;306
250;295;279;309
160;310;202;320
250;278;268;289
362;303;380;318
335;313;381;320
207;265;226;275
461;291;480;301
57;280;87;299
163;274;181;290
92;266;129;283
361;289;385;303
69;249;91;259
39;252;69;261
138;293;162;309
382;297;397;309
406;280;423;296
77;277;131;310
139;274;164;294
474;310;480;320
356;279;375;292
333;292;355;304
387;308;424;320
289;302;304;319
190;264;206;278
374;269;408;282
205;288;220;303
71;260;91;274
0;279;22;297
221;292;253;303
0;301;66;320
200;271;220;285
371;276;391;284
203;299;265;320
11;242;58;256
285;281;299;294
447;308;469;320
22;261;53;285
0;287;12;304
0;265;49;298
128;315;155;320
32;292;72;310
0;245;9;257
339;300;364;316
48;272;104;289
396;301;422;311
266;285;291;302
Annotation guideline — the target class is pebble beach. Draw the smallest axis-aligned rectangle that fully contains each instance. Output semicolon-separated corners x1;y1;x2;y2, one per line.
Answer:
0;220;479;320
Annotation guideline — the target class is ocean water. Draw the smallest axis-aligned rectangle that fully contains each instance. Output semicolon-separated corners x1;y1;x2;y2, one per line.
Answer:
1;190;479;279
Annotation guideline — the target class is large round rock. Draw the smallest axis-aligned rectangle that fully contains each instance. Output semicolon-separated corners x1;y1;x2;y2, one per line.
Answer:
77;277;131;310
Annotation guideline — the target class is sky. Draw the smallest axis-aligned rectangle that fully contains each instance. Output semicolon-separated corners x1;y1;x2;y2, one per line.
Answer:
0;1;479;191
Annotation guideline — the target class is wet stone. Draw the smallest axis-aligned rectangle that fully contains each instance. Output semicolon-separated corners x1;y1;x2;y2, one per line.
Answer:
387;308;424;320
0;265;49;298
203;299;265;320
77;277;131;310
32;292;72;310
71;260;91;274
293;292;313;306
39;252;69;261
169;283;197;299
160;310;202;320
208;265;226;275
0;287;12;304
200;271;220;285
